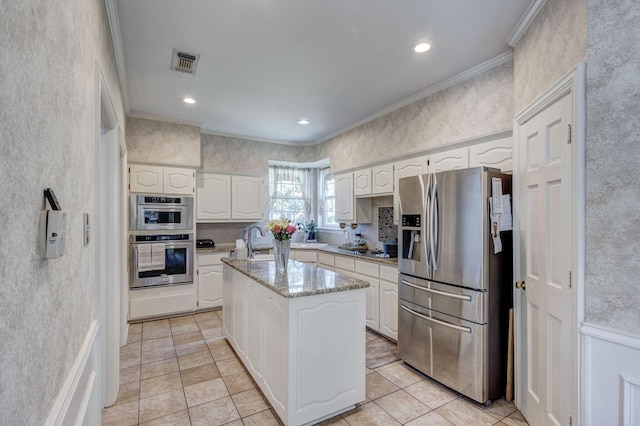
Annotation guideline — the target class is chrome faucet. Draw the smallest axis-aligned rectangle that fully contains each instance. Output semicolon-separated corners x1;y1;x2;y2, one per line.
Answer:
246;225;267;259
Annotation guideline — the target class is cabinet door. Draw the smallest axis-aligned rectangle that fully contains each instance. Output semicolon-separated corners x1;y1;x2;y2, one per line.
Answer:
335;173;354;222
428;147;469;172
362;277;380;331
353;169;372;196
468;137;513;172
379;280;398;341
232;176;263;220
394;157;429;223
197;174;232;221
129;164;163;193
198;265;224;309
372;164;394;194
164;167;195;195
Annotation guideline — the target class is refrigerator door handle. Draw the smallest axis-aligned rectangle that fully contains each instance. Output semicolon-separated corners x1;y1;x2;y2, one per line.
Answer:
401;305;472;333
401;280;472;301
430;174;439;270
424;173;432;270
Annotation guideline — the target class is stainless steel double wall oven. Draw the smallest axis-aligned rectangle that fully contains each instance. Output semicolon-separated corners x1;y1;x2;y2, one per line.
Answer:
129;194;194;289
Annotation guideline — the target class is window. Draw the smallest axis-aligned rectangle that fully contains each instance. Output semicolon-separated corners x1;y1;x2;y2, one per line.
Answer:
268;165;310;223
320;168;337;227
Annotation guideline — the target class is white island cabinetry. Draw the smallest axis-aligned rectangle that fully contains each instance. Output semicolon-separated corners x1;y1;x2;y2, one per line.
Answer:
222;259;367;426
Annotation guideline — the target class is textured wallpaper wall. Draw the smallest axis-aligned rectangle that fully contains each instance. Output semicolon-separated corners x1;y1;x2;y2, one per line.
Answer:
513;0;587;112
127;117;201;167
313;62;515;172
585;0;640;334
0;0;124;423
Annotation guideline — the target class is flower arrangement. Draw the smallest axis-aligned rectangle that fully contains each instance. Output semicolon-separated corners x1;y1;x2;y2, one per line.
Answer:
305;220;318;233
266;219;298;241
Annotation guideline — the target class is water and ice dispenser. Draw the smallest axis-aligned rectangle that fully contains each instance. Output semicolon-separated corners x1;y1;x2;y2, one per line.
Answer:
401;214;421;261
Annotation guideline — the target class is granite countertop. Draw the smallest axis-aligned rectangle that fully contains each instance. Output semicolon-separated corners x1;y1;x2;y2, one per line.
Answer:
198;242;398;266
222;258;369;298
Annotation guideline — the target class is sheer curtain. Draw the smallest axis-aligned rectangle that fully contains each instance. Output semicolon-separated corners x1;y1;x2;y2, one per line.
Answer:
268;165;312;223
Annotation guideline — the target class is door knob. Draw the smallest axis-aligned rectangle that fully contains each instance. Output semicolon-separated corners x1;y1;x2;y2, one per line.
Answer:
515;281;526;290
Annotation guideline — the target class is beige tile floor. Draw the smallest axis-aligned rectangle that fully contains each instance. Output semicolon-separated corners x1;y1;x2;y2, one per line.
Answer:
102;310;528;425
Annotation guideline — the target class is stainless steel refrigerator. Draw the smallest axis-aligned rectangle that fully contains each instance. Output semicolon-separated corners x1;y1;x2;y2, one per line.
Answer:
397;167;512;404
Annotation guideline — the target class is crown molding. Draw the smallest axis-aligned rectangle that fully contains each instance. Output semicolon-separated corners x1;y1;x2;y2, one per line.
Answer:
507;0;549;47
315;51;514;145
199;127;311;146
104;0;130;111
126;112;202;128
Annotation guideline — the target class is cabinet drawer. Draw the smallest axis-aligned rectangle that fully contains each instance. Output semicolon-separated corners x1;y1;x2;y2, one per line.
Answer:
198;253;226;266
334;256;355;272
380;265;398;283
293;250;317;263
317;252;335;266
355;260;379;278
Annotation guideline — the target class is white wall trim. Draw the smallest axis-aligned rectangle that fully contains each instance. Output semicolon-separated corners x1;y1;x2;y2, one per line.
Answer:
104;0;130;111
581;322;640;425
45;321;100;426
507;0;549;47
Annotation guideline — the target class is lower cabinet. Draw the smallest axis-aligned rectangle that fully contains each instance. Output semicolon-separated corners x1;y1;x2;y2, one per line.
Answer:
318;252;398;341
290;249;317;263
129;284;195;320
197;253;225;310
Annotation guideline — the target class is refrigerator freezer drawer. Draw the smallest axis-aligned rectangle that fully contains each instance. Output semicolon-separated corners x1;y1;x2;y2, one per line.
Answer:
399;274;486;324
398;299;488;403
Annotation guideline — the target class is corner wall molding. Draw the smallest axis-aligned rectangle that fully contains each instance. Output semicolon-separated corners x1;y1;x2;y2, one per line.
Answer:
580;322;640;350
507;0;549;47
104;0;130;111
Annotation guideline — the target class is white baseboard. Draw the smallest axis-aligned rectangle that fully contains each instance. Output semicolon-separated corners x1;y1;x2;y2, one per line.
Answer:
45;321;100;426
581;322;640;426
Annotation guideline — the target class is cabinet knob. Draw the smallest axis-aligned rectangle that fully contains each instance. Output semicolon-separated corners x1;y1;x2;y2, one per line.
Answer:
515;281;526;290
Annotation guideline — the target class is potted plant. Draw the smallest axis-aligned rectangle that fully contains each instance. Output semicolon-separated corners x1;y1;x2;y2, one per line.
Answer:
305;220;318;242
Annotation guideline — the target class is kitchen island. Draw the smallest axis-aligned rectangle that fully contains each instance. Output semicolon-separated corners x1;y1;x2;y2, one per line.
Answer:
222;258;369;426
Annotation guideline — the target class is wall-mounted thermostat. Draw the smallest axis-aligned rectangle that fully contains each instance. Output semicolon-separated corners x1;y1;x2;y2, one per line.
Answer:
40;210;68;259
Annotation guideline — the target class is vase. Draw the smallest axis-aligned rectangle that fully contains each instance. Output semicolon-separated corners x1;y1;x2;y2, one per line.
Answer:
273;239;291;272
307;231;316;241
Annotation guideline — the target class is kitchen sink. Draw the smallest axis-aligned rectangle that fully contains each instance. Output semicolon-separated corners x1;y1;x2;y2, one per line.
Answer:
290;243;328;249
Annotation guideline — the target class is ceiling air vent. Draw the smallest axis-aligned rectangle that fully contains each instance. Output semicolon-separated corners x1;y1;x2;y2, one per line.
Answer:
171;49;200;75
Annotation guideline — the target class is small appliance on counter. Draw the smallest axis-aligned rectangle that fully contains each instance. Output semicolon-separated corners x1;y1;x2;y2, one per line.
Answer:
382;239;398;258
196;239;215;249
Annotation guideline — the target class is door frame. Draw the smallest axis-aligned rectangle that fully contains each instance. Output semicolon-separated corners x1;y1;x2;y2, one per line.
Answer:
512;63;586;423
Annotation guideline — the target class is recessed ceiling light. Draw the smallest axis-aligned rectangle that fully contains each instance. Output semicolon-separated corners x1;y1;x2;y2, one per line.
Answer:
183;97;196;104
297;118;310;125
413;42;431;53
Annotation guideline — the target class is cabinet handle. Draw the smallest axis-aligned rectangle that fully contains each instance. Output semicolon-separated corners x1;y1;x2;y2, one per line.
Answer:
401;305;471;333
401;280;472;301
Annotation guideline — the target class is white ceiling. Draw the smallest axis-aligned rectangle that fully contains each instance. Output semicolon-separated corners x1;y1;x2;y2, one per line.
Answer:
113;0;533;145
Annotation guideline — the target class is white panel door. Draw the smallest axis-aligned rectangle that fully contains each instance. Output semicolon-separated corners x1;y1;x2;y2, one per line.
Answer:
379;280;398;341
517;93;574;426
198;265;223;309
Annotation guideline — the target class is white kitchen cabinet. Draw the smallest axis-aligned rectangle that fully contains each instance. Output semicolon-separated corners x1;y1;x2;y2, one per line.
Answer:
468;136;514;172
335;172;372;223
231;176;263;221
129;164;195;195
335;173;354;221
197;253;225;310
353;169;372;196
372;164;394;194
290;249;317;263
317;252;335;271
394;156;429;224
356;260;380;331
196;174;231;220
379;265;398;341
428;147;469;172
196;173;263;222
129;284;195;320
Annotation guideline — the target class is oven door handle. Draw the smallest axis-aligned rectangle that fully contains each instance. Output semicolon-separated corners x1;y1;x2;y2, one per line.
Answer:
401;305;472;333
401;280;472;301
